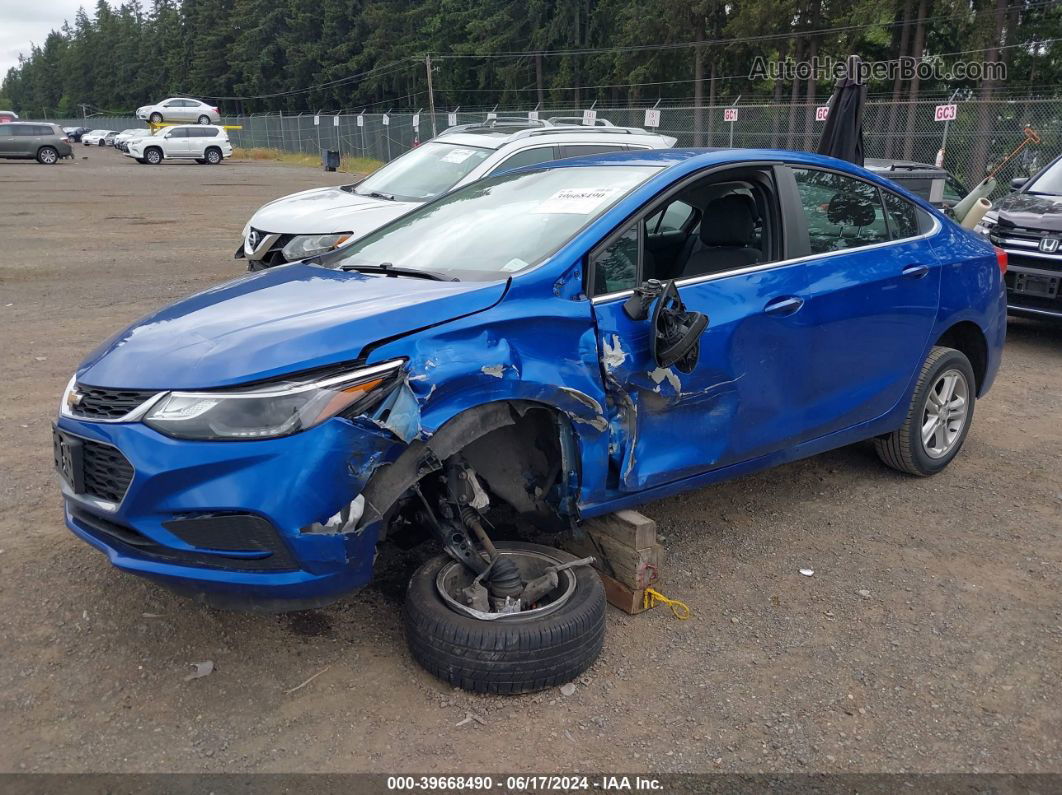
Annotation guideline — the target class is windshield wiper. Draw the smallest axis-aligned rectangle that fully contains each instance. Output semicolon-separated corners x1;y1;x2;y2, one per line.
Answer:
364;190;396;201
340;261;457;281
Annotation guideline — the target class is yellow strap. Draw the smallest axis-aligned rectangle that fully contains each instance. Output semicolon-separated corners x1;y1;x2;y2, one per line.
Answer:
643;586;691;620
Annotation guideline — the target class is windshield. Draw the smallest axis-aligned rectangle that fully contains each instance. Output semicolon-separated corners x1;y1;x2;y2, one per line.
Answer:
1026;157;1062;195
353;141;494;202
332;165;660;281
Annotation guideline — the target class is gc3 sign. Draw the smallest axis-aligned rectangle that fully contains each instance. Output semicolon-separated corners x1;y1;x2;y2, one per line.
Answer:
934;104;958;122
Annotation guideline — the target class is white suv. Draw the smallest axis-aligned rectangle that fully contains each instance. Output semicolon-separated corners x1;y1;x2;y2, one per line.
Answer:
126;125;232;165
237;117;677;269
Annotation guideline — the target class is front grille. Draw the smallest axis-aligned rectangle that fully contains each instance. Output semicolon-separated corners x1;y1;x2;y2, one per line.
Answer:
81;439;134;503
70;507;298;572
73;385;157;420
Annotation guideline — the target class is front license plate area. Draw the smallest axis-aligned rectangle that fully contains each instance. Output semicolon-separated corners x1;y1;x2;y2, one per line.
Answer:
52;426;85;494
1012;273;1059;298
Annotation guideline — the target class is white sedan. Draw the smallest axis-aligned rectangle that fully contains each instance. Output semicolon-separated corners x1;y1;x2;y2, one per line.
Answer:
81;129;116;146
136;98;220;125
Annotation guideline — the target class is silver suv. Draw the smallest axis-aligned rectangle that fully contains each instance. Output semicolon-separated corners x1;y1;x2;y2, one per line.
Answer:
237;117;677;269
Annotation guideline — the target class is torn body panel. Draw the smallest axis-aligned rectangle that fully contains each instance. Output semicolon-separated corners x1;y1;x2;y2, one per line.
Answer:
590;264;814;492
356;276;616;529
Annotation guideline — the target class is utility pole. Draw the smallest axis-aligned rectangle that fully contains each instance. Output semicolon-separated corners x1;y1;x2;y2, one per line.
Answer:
425;54;437;138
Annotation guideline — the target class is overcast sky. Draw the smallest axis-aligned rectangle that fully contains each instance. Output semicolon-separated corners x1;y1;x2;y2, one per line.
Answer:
0;0;87;81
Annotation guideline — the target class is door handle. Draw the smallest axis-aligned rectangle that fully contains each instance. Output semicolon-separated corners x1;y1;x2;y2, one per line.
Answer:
902;264;930;279
764;295;804;316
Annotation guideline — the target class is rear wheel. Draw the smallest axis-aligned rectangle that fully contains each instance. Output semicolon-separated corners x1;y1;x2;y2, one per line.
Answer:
197;115;210;125
204;147;222;165
875;346;976;476
36;146;58;165
404;541;606;694
144;147;162;165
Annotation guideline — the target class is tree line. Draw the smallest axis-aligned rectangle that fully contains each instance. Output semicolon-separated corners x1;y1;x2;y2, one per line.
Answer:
2;0;1059;125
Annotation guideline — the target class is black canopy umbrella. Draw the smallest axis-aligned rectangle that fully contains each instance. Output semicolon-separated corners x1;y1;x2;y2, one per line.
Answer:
816;54;867;166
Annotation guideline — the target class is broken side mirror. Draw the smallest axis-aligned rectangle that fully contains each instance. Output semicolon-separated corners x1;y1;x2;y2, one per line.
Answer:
650;280;708;373
623;279;709;373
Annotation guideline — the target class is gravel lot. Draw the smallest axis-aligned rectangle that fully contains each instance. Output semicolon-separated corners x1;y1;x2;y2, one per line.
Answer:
1;150;1059;775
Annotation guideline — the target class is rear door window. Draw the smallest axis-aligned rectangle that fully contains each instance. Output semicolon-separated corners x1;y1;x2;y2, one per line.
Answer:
881;191;921;239
13;125;35;137
793;168;890;254
0;125;11;137
492;146;558;174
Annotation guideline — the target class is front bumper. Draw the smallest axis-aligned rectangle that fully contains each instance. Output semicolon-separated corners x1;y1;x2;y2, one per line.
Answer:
55;413;404;608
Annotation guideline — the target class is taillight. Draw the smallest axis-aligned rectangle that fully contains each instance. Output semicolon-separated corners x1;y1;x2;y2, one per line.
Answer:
213;107;219;114
60;137;69;143
993;246;1007;274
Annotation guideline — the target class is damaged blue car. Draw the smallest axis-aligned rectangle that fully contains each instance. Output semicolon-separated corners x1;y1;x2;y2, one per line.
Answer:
54;148;1006;693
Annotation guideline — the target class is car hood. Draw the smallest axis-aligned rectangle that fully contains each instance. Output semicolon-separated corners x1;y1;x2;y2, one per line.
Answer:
995;191;1062;232
249;185;420;236
77;264;507;390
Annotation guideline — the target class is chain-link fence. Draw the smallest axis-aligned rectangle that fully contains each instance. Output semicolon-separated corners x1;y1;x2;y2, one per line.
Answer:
52;96;1062;197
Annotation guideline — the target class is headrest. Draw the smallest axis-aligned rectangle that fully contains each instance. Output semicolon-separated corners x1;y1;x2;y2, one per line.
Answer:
701;194;756;246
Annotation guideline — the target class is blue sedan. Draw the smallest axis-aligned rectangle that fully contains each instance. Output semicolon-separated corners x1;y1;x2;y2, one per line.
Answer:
54;148;1006;692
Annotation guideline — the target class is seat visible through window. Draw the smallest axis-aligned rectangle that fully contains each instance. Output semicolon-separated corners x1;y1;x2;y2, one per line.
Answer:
680;194;763;278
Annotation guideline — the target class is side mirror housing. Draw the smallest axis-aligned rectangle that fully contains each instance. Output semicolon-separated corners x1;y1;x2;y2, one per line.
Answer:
1010;176;1028;190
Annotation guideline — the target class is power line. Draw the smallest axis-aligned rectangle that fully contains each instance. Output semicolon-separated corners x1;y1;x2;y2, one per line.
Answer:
424;1;1061;60
190;59;416;101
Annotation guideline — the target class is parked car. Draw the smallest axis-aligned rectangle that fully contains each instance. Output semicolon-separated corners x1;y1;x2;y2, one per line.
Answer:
0;122;72;163
124;124;231;164
112;128;149;151
0;110;18;122
63;126;90;142
82;129;116;146
975;152;1062;320
864;158;968;211
135;97;220;125
237;117;677;269
55;148;1005;693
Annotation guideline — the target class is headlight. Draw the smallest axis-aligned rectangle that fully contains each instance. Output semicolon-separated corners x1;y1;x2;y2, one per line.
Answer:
143;360;403;440
281;233;353;261
974;212;998;236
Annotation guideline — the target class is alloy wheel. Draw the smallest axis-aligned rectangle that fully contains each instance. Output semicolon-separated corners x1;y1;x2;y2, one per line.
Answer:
921;368;970;459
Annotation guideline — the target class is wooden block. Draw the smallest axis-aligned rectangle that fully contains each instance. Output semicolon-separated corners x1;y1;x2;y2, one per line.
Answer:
599;572;651;614
583;509;657;550
563;532;662;590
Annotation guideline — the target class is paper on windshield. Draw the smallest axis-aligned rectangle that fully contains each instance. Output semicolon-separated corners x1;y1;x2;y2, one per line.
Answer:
441;148;475;164
533;187;619;215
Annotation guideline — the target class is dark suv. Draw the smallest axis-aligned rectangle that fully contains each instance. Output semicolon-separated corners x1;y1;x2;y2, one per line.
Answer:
976;153;1062;320
0;122;72;164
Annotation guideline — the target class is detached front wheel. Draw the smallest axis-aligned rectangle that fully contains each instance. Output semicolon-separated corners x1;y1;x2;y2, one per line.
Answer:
404;541;606;694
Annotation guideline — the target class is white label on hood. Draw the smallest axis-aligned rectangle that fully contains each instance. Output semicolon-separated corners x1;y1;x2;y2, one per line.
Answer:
533;187;618;215
441;148;474;164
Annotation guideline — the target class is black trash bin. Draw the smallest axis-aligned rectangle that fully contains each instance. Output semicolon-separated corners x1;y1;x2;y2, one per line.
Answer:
322;149;340;172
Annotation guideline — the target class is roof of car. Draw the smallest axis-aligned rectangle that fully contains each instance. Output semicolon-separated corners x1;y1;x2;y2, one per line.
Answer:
518;148;944;211
434;117;675;150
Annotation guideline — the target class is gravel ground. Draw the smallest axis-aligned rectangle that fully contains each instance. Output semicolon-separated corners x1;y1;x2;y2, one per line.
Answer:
0;151;1059;774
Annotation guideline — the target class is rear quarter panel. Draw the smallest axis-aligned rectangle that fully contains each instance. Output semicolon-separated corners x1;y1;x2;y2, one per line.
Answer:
929;221;1006;396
